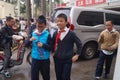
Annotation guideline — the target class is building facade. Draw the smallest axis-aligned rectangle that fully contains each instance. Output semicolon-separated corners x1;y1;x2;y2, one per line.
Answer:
0;1;15;19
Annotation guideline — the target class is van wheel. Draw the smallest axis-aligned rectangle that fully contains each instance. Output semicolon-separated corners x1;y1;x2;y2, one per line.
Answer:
82;43;97;59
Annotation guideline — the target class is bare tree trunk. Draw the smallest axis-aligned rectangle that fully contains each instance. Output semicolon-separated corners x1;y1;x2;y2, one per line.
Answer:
26;0;31;27
41;0;46;17
49;0;52;17
35;7;37;18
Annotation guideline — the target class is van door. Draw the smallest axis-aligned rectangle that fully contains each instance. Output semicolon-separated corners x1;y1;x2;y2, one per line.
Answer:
76;11;104;43
75;11;104;59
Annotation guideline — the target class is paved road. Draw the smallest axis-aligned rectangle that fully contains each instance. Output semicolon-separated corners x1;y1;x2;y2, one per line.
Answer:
0;49;116;80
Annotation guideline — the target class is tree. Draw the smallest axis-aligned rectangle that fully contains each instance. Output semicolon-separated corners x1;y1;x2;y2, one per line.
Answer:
26;0;31;27
55;0;60;3
34;0;41;17
20;4;26;14
41;0;46;17
6;0;10;3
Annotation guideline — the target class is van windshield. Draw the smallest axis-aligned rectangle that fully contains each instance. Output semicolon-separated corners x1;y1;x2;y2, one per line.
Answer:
52;9;70;22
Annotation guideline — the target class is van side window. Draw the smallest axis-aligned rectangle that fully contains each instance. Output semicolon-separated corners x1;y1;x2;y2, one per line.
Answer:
106;13;120;25
77;11;104;26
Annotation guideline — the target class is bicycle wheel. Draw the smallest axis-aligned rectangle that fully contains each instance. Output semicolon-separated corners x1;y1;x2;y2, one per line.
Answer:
0;58;4;72
27;51;32;65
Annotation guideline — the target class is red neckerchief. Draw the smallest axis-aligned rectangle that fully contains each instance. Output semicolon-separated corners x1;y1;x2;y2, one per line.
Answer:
54;30;65;51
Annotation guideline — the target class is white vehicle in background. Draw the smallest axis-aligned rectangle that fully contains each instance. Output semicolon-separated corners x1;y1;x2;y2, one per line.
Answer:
52;6;120;59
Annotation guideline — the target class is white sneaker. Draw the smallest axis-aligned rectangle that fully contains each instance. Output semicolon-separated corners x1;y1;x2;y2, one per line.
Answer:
4;71;11;78
1;70;11;78
95;77;100;80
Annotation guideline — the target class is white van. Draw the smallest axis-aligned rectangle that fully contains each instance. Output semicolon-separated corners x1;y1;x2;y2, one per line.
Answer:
52;6;120;59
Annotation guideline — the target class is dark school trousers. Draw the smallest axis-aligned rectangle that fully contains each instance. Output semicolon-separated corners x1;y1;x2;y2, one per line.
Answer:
31;58;50;80
95;50;114;77
54;57;72;80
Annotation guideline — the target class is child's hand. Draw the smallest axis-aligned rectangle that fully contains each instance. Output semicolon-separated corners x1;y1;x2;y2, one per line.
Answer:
108;46;114;51
72;54;79;62
37;42;43;47
30;37;36;41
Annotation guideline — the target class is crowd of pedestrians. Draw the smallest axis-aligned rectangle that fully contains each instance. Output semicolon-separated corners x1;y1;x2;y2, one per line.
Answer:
0;14;119;80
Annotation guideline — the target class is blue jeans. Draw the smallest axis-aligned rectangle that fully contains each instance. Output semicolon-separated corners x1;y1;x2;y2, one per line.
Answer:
95;50;114;77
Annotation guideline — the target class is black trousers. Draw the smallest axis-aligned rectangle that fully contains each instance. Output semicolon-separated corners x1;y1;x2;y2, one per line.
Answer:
54;57;72;80
3;43;12;70
95;50;114;77
31;58;50;80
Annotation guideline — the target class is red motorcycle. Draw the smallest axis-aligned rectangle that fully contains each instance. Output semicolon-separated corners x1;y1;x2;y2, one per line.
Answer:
0;39;26;71
0;32;30;78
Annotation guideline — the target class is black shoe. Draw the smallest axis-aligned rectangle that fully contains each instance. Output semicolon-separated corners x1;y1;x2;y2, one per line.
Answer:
103;74;109;79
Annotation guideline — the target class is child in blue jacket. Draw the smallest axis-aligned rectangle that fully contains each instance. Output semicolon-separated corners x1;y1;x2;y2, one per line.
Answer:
30;15;52;80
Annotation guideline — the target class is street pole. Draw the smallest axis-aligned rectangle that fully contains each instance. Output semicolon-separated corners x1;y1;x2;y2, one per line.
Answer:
26;0;31;27
41;0;46;17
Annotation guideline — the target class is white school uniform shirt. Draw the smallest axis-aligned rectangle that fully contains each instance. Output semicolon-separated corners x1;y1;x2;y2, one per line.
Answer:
58;27;70;41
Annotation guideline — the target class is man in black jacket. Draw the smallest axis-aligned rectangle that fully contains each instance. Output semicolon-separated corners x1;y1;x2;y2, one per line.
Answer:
0;16;18;77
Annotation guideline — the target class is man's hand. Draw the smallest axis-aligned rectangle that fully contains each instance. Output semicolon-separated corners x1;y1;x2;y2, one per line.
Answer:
30;37;36;41
37;42;43;47
19;31;28;38
72;54;79;62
